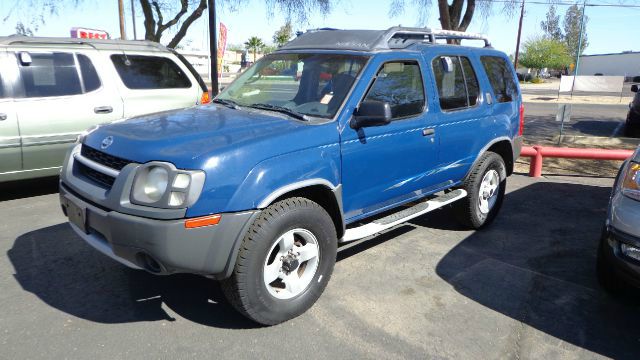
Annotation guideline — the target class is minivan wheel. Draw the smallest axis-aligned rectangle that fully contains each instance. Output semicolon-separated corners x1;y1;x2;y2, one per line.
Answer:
221;197;337;325
454;151;507;229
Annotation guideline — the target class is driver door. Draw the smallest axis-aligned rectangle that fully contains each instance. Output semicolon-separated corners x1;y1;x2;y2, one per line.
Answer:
340;55;441;222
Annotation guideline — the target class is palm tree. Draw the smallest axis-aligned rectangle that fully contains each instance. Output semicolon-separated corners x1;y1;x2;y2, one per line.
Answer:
244;36;265;62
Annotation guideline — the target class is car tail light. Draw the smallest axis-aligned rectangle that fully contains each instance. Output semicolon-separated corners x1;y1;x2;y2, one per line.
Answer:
518;103;525;136
200;91;211;105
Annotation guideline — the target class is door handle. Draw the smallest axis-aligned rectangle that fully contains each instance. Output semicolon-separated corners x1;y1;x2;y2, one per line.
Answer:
94;106;113;114
0;113;7;121
422;128;435;136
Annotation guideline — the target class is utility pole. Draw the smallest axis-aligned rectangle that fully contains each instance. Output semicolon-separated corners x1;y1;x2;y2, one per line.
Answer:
208;0;219;96
130;0;137;40
570;0;587;98
118;0;126;40
513;0;525;69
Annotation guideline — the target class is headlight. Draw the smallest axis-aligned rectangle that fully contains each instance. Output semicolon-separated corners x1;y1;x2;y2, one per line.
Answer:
621;162;640;201
131;163;205;208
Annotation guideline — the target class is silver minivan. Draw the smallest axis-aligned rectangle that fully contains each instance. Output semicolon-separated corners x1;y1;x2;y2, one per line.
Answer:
0;36;209;182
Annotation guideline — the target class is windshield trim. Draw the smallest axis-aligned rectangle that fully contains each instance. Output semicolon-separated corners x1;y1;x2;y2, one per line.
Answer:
215;52;372;123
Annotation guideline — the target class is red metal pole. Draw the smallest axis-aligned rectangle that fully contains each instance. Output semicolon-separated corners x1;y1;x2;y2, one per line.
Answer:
519;146;634;178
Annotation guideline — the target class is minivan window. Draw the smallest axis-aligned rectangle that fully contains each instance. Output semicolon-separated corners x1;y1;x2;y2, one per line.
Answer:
480;56;518;103
111;55;192;89
18;52;82;98
78;54;101;92
364;61;425;119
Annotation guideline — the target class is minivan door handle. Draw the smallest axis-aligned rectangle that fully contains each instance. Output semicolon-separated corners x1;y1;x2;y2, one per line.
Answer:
422;128;435;136
94;106;113;114
0;113;7;121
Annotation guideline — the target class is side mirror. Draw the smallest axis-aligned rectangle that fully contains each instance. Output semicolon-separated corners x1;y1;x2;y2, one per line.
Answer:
632;84;639;93
350;100;392;129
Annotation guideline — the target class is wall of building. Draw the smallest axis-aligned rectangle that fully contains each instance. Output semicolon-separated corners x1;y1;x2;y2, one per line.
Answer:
579;52;640;78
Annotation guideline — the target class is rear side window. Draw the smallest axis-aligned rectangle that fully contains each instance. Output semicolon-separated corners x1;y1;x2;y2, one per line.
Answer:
363;61;425;119
77;54;101;92
0;72;5;98
480;56;518;103
111;55;191;89
433;56;480;111
18;52;82;98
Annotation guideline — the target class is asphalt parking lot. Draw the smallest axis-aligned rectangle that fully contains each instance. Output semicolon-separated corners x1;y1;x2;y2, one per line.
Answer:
1;174;639;359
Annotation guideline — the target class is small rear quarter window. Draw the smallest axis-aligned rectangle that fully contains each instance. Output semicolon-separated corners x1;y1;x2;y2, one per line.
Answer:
480;56;518;103
111;55;192;90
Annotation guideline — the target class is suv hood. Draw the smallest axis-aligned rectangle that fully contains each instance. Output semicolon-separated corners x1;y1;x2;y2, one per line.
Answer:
83;105;323;169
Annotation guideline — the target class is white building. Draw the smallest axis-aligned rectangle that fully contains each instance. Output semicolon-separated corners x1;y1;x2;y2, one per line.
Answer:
578;51;640;78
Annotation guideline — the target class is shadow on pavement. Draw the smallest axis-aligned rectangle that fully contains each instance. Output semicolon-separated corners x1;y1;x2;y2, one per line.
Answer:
0;176;59;202
435;181;640;359
7;223;257;329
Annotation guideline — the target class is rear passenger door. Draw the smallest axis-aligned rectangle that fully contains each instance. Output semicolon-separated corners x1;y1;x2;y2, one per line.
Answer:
11;49;123;171
0;50;21;175
428;53;491;182
108;54;200;117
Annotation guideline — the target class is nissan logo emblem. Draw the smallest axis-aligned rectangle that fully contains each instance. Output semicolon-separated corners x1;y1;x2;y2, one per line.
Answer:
101;136;114;149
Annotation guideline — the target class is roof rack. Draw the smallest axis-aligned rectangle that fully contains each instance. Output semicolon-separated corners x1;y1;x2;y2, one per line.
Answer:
0;36;168;51
382;27;492;49
281;26;492;52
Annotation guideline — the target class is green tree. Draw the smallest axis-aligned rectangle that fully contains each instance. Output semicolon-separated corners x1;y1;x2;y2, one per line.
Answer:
519;36;572;76
389;0;520;34
540;5;562;41
273;21;293;47
563;4;589;59
244;36;265;62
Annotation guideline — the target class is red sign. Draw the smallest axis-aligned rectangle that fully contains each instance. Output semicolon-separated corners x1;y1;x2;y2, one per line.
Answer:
217;23;228;77
70;27;109;40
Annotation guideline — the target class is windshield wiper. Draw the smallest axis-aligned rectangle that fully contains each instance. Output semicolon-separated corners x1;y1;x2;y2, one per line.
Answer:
212;98;241;110
248;103;310;121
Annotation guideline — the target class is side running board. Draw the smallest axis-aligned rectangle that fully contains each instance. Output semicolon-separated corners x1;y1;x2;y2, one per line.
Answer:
341;189;467;243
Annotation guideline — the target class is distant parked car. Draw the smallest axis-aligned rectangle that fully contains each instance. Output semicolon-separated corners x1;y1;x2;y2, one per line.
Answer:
625;84;640;137
598;146;640;291
0;36;209;182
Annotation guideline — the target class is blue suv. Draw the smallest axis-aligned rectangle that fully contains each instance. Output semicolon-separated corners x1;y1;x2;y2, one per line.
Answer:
59;27;523;325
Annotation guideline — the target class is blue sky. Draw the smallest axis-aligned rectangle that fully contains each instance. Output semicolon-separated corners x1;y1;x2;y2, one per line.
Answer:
1;0;638;56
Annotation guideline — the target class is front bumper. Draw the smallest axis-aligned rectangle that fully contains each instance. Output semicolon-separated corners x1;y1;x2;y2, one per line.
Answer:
60;183;259;277
600;227;640;288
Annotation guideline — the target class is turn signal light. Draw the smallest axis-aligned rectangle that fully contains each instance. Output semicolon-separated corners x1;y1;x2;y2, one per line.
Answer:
185;214;221;229
200;91;211;104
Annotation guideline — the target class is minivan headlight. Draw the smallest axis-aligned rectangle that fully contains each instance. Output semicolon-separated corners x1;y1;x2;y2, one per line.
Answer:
131;163;205;208
621;162;640;201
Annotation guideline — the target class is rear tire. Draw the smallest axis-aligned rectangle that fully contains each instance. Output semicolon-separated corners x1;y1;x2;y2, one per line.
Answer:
221;197;337;325
454;151;507;229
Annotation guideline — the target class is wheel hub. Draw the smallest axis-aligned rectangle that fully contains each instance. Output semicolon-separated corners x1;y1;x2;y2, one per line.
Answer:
281;254;299;273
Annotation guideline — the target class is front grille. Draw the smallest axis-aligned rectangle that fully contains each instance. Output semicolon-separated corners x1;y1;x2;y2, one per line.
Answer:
76;161;116;188
81;145;132;171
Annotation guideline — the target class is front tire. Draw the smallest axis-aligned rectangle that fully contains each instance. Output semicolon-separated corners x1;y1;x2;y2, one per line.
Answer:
454;151;507;229
221;197;337;325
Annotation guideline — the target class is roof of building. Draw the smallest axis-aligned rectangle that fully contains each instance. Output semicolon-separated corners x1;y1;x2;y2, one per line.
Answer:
0;36;169;52
581;51;640;57
279;27;491;52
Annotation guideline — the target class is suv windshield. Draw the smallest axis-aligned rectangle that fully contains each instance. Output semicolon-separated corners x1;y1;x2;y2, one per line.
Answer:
217;53;368;119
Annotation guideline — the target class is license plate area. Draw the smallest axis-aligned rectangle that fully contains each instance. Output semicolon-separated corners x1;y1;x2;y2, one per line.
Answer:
64;196;88;234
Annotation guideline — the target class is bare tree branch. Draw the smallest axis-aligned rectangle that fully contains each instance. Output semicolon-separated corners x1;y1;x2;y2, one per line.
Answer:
167;0;207;49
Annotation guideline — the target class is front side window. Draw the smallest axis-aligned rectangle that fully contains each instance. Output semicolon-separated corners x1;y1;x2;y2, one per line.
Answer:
433;55;479;111
480;56;518;103
363;61;425;119
18;52;82;98
111;55;192;89
217;53;368;119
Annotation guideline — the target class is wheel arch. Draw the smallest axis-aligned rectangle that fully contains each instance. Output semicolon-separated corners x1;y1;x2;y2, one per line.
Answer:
466;137;514;180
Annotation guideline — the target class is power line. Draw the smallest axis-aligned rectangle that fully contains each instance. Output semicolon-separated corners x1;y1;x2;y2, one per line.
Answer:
485;0;640;7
